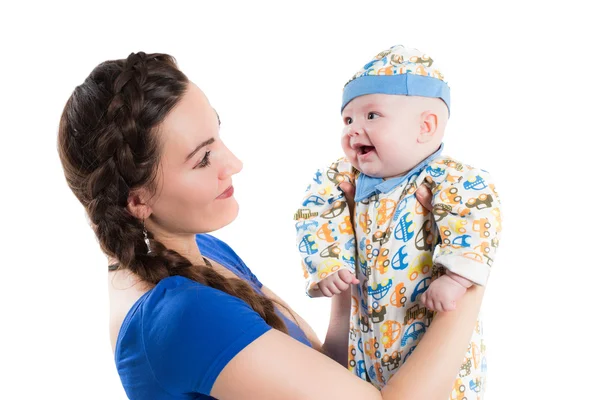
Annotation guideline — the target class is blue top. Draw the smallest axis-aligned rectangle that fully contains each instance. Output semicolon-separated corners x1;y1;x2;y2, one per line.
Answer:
114;234;311;399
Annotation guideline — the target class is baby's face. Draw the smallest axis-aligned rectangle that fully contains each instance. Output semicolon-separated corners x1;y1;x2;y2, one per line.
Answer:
341;94;425;178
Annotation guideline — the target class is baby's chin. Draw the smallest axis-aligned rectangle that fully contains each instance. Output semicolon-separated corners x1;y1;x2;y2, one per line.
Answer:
355;162;408;179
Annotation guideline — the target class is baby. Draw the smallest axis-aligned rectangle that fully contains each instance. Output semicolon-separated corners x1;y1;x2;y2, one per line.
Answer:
294;44;501;397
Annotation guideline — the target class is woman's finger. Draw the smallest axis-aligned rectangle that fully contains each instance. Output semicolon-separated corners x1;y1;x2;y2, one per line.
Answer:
416;184;434;211
339;182;356;214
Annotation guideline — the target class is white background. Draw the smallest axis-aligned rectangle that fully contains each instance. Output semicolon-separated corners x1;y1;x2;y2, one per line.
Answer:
1;0;598;398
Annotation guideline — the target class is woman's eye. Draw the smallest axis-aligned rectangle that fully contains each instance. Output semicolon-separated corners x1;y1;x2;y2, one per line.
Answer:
195;151;211;169
345;117;353;125
368;112;379;120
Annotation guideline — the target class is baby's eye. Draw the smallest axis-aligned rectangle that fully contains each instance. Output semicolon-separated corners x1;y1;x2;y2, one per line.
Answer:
367;112;379;120
344;117;353;125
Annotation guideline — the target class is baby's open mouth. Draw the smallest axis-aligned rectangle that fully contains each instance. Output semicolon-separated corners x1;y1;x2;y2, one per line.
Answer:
359;145;375;155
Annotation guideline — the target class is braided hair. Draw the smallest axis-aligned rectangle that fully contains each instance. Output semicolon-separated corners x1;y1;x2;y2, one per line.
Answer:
58;52;288;333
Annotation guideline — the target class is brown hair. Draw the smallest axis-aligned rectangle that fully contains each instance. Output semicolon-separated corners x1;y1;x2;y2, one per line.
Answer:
58;52;288;333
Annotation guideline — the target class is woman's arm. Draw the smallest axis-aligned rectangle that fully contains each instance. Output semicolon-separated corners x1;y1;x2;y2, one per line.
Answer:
260;285;351;366
381;284;485;400
211;284;485;400
321;288;352;366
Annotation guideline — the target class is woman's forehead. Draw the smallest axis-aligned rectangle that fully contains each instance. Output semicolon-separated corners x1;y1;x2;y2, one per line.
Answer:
159;83;217;158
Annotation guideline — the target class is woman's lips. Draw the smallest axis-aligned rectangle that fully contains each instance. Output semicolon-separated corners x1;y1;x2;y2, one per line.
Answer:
217;186;234;199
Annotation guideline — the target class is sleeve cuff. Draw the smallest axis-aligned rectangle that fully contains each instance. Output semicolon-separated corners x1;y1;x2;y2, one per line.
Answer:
434;254;490;286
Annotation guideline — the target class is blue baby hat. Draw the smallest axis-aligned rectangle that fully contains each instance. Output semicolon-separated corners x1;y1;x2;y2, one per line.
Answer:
341;44;451;115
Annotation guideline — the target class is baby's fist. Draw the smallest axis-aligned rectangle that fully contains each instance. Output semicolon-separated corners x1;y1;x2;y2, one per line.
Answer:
420;274;467;312
316;269;359;297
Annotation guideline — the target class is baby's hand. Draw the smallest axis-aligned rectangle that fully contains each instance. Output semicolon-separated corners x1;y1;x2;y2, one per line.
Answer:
315;269;359;297
420;272;471;312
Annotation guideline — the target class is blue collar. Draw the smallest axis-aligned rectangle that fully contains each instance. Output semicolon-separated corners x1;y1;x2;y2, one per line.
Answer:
354;143;444;202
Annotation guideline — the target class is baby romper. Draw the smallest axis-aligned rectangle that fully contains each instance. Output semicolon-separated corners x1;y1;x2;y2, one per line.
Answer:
294;152;501;399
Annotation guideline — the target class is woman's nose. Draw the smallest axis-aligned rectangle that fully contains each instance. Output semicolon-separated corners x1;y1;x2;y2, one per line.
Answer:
219;145;243;179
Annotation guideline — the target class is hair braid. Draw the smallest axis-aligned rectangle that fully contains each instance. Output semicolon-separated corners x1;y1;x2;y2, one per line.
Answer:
58;52;289;334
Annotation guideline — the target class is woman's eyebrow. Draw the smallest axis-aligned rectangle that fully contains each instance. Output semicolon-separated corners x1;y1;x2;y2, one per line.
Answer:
185;138;215;162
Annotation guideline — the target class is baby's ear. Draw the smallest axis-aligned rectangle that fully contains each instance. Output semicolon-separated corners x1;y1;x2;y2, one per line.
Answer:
417;110;439;143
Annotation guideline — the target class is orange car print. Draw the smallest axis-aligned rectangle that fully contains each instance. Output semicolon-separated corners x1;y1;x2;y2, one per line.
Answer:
440;225;452;247
491;207;502;232
374;248;390;274
380;320;402;350
316;222;337;243
472;218;491;238
474;241;491;256
364;337;381;360
339;215;353;234
451;378;467;400
358;211;372;234
461;251;484;263
376;199;397;225
439;186;462;206
348;344;357;368
390;282;407;308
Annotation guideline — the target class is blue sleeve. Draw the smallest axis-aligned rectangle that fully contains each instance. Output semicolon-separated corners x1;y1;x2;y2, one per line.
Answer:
142;278;271;395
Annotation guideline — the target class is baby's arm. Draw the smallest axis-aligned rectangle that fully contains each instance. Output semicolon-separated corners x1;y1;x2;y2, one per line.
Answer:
294;158;359;297
421;162;502;311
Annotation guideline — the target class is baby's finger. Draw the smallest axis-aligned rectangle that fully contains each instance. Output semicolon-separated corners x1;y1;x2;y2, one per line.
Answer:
420;291;428;306
328;283;342;295
320;285;333;297
445;300;456;311
426;298;435;311
333;279;350;292
338;269;359;284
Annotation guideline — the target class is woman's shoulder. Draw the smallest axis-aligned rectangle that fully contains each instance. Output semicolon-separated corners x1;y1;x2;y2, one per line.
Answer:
141;275;259;324
195;234;263;288
117;275;272;396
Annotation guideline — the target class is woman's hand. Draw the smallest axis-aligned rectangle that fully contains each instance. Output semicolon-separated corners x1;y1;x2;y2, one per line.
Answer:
339;182;435;216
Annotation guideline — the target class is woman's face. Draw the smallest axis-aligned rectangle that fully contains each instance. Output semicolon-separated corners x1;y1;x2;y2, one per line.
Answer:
146;83;243;236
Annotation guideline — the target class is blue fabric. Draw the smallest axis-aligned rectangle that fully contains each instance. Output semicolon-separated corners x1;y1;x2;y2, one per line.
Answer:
341;73;451;115
114;233;311;399
355;144;445;202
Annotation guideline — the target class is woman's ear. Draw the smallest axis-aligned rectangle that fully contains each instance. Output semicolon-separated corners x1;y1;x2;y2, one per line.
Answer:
417;110;439;143
126;189;152;220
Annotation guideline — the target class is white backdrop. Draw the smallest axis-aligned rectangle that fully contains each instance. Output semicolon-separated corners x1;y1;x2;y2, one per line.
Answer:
1;1;598;398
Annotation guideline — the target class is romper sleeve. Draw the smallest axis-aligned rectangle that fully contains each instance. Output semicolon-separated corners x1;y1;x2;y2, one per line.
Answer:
142;280;272;396
425;162;502;286
294;157;358;296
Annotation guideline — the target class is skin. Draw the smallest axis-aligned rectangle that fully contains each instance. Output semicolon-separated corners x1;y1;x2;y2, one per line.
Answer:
317;93;472;313
108;83;486;399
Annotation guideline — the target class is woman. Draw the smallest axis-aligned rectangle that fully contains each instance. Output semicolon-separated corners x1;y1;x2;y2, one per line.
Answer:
58;52;485;399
